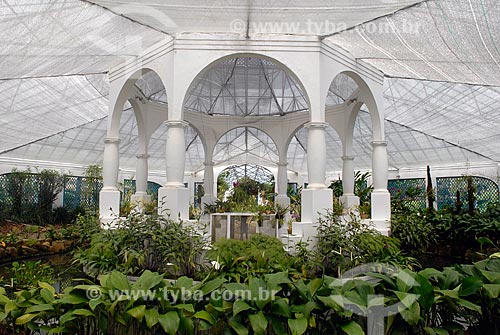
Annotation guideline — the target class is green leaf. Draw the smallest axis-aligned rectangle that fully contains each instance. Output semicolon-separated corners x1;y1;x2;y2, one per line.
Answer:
415;274;434;312
201;277;226;296
15;313;36;325
233;299;254;316
193;310;215;325
264;271;291;291
419;268;442;280
144;308;160;329
272;298;291;317
25;303;55;313
127;305;146;321
89;298;103;311
318;295;344;310
249;311;268;335
40;288;55;303
394;292;419;308
456;298;481;313
5;301;17;314
230;319;249;335
174;303;195;313
480;269;500;284
341;321;365;335
0;312;7;323
159;311;180;335
59;293;88;305
483;284;500;298
132;270;164;291
175;276;194;289
72;309;95;317
400;302;420;326
38;282;56;295
460;276;483;296
288;317;308;335
109;271;131;291
59;311;76;326
307;278;323;296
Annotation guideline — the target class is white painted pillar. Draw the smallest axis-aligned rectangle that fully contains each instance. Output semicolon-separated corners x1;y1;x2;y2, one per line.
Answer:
201;161;216;206
340;155;360;208
305;122;327;189
131;154;151;211
301;122;333;225
158;120;190;220
275;161;291;206
99;137;121;225
370;140;391;235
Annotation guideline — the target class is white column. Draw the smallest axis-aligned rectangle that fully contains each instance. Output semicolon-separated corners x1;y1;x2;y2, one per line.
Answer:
340;155;359;208
301;122;332;226
158;120;190;220
102;138;120;190
305;122;327;189
370;140;391;235
99;137;121;226
165;120;188;187
131;154;151;211
201;161;216;206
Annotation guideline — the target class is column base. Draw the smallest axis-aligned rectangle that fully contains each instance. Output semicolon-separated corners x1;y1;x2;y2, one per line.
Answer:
370;219;391;236
340;194;360;209
371;191;391;221
131;193;152;213
158;187;190;220
371;191;391;235
301;188;333;223
99;189;121;228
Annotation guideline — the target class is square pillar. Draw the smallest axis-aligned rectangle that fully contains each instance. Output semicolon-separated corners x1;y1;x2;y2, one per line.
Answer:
301;188;333;224
99;189;120;227
371;191;391;235
158;187;190;220
130;192;152;213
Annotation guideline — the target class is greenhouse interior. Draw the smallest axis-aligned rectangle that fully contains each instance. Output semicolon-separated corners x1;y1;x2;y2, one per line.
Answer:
1;1;500;334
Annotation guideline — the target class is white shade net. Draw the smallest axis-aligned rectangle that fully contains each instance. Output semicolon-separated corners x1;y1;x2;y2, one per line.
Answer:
0;0;499;176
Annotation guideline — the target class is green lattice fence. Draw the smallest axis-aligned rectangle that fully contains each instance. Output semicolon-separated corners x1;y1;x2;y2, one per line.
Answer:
0;173;42;209
388;178;427;209
62;176;102;210
437;176;499;212
122;179;162;204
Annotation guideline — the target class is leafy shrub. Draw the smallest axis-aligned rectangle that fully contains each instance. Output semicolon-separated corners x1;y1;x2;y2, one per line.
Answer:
305;210;416;276
6;260;54;290
207;234;294;282
74;212;209;279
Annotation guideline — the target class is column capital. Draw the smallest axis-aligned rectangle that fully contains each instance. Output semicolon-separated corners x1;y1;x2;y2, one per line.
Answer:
371;140;388;147
164;120;189;128
136;154;150;159
341;155;355;161
304;121;328;129
104;137;120;144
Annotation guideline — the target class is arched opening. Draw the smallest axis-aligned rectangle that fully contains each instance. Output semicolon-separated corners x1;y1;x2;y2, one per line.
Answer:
183;55;309;117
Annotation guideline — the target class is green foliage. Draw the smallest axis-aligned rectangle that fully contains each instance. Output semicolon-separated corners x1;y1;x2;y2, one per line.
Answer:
3;257;500;334
207;234;294;282
300;211;417;277
7;260;54;290
74;212;209;279
392;203;500;259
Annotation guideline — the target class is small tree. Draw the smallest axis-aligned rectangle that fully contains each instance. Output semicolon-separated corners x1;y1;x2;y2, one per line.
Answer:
38;169;64;212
